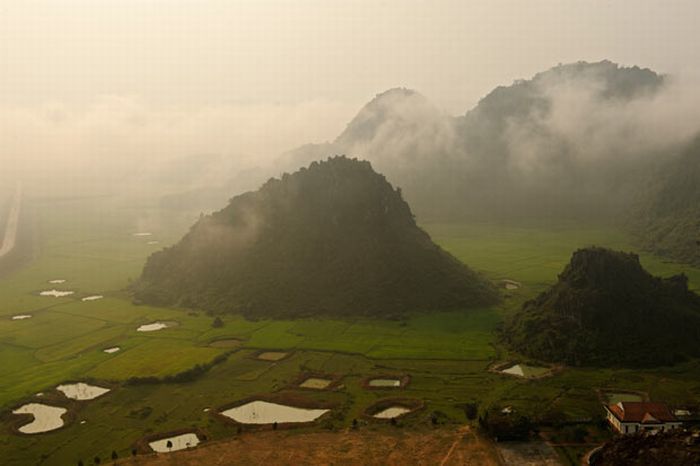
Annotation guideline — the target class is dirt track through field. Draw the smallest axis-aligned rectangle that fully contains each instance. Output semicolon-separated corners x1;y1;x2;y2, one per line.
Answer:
0;183;22;258
122;427;501;466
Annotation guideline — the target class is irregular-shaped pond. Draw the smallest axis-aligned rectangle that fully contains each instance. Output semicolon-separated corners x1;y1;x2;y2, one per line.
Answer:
137;321;176;332
500;363;549;378
13;403;67;434
220;401;329;424
373;406;412;419
257;351;288;361
56;382;110;400
149;433;200;452
299;377;332;389
103;347;120;354
12;314;32;320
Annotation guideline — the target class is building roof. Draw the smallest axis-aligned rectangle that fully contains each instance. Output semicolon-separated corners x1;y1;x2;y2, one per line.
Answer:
607;402;677;423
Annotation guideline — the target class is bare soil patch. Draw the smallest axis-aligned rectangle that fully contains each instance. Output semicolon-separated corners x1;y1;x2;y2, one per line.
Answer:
121;426;500;466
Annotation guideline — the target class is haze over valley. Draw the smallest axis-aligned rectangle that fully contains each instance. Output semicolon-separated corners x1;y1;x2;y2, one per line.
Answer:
2;2;700;465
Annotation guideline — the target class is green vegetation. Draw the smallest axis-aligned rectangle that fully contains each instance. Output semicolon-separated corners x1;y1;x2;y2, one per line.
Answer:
135;156;498;318
503;247;700;367
2;195;700;465
633;136;700;266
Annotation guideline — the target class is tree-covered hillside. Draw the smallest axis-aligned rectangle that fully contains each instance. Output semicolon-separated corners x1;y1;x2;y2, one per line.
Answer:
135;156;498;318
633;137;700;266
503;247;700;367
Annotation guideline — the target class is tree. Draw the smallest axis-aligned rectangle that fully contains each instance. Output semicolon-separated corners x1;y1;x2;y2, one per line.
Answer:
93;457;100;465
111;451;118;460
78;461;84;466
212;316;224;328
465;402;479;420
131;448;137;457
166;440;173;451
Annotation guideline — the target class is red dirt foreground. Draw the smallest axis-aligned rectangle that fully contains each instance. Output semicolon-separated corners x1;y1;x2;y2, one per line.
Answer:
121;426;500;466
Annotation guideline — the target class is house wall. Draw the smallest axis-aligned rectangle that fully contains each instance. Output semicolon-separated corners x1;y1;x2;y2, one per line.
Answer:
604;407;682;434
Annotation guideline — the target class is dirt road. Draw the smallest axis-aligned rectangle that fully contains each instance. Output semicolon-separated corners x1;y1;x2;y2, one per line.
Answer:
0;183;22;258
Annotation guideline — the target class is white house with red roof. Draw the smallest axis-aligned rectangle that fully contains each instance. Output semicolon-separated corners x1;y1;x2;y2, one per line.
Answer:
605;401;682;434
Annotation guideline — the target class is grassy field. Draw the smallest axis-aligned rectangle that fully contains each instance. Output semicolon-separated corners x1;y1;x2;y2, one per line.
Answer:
1;197;700;465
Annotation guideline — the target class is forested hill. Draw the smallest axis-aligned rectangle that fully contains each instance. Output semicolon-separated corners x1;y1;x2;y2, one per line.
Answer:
134;156;498;318
503;247;700;367
633;136;700;266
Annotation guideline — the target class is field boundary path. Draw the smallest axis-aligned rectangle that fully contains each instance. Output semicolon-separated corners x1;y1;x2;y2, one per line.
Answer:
0;183;22;258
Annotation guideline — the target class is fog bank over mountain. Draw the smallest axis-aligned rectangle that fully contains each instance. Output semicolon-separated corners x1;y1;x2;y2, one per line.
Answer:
283;61;700;221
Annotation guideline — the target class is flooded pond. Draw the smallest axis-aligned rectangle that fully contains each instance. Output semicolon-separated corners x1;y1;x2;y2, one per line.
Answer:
56;382;110;400
137;321;177;332
81;295;104;302
368;378;402;388
373;406;412;419
40;289;74;298
502;279;521;290
147;240;160;245
12;314;32;320
220;401;329;424
257;351;288;361
149;433;200;453
500;363;549;378
208;339;242;348
132;232;153;237
103;347;120;354
606;392;644;404
299;377;332;389
48;279;66;284
13;403;67;434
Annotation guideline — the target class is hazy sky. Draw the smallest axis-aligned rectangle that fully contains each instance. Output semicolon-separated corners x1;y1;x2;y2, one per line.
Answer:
2;0;700;185
3;0;700;110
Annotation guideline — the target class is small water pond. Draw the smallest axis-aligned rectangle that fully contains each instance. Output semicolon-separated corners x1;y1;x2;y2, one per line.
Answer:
220;401;329;424
257;351;288;361
81;295;104;302
373;406;413;419
13;403;67;434
56;382;110;401
299;377;332;389
40;289;74;298
12;315;32;320
149;433;200;452
368;378;402;388
500;363;549;378
137;321;177;332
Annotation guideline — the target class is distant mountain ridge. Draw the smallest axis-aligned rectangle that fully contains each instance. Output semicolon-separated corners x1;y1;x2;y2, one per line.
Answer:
280;60;668;221
135;156;498;318
503;247;700;367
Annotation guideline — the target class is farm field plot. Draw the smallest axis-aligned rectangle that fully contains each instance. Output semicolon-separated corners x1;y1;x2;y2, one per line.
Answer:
2;198;700;465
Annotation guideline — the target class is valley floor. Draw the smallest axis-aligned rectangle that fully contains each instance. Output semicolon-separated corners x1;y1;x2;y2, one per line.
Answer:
1;195;700;465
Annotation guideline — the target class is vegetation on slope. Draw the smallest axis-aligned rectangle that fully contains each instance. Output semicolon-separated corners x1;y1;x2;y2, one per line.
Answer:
503;247;700;367
135;156;497;318
592;429;700;466
633;136;700;266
